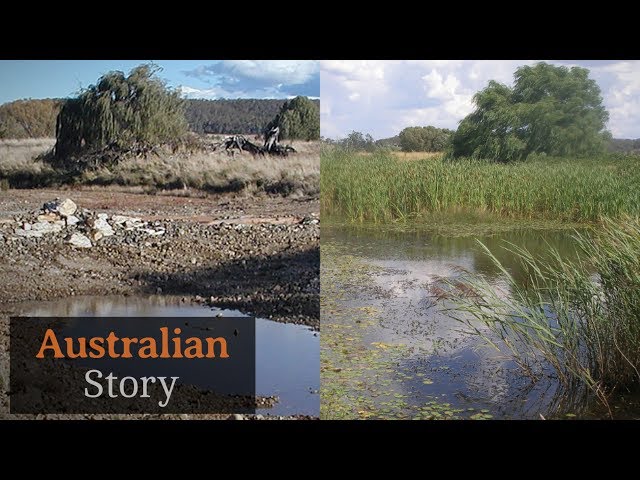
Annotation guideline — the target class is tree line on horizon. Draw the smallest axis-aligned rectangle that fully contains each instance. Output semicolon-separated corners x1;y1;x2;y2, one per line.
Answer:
0;92;319;140
326;128;640;156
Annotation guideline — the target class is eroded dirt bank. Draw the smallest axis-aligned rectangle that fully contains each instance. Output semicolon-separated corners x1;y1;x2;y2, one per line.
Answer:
0;189;319;327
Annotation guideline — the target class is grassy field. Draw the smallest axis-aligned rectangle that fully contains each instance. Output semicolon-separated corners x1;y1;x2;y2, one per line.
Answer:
358;151;441;161
0;138;319;197
321;149;640;222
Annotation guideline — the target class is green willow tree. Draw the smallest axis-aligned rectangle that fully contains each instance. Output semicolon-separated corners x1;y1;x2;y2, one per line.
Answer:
53;64;187;165
266;96;320;141
452;63;611;161
337;131;376;151
398;126;453;152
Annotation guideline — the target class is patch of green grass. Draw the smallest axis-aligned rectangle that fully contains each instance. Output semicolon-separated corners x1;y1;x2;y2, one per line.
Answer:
321;149;640;222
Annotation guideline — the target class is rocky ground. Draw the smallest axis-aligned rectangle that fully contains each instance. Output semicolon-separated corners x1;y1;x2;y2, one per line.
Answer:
0;188;319;420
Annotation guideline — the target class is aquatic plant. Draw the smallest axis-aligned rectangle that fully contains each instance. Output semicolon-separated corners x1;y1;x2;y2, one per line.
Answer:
321;149;640;223
446;217;640;412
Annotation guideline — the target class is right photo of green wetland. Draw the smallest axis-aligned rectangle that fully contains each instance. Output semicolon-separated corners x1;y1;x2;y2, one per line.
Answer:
320;60;640;420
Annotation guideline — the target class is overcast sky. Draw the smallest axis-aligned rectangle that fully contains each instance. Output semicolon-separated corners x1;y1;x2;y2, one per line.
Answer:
0;60;319;104
321;60;640;139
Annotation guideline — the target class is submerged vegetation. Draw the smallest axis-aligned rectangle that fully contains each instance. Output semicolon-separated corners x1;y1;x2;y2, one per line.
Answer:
447;217;640;412
321;149;640;223
320;242;488;420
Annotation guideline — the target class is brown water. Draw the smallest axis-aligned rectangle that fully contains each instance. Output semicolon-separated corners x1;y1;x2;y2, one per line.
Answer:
321;225;640;420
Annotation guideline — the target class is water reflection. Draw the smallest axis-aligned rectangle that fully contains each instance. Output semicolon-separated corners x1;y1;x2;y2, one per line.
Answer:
9;295;319;417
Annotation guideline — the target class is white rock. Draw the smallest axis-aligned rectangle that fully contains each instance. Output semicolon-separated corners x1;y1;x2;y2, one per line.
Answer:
90;230;104;242
31;221;63;234
14;229;43;238
97;213;109;221
66;233;92;248
37;213;59;222
111;215;129;225
140;228;165;236
66;215;80;226
23;222;32;231
93;218;114;236
124;218;145;229
58;198;77;217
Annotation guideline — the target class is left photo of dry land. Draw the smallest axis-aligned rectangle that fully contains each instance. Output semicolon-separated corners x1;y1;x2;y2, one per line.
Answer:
0;60;320;419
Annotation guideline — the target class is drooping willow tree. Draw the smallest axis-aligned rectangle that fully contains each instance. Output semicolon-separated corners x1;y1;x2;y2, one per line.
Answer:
451;63;610;162
52;63;187;168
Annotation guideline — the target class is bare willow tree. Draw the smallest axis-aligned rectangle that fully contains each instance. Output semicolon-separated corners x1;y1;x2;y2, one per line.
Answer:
52;63;187;168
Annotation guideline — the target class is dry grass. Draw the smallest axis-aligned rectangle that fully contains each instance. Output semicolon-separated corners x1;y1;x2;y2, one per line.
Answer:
0;138;319;197
0;138;56;169
0;138;57;190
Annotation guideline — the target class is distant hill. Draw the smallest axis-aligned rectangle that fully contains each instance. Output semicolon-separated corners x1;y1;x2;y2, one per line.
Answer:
184;99;285;135
609;138;640;154
0;98;62;139
375;135;400;149
184;98;321;135
0;97;320;139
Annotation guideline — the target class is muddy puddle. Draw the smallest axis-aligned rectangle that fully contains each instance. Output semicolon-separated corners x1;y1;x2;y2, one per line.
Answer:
8;295;319;417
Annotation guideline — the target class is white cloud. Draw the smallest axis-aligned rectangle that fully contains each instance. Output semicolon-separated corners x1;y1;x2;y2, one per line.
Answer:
422;70;473;118
222;60;319;85
180;86;222;99
321;60;640;139
179;85;280;100
180;85;320;102
183;60;319;100
589;61;640;138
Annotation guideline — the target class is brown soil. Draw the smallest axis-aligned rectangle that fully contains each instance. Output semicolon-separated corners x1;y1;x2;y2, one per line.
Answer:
0;188;319;420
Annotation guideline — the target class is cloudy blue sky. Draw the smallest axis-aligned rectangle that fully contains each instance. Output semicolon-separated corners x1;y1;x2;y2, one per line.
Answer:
321;60;640;139
0;60;319;104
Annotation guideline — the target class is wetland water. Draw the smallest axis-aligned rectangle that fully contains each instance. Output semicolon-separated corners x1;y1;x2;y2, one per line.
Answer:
321;224;624;419
10;296;319;417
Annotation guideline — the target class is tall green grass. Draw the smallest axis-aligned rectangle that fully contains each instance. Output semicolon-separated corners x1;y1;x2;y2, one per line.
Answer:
321;149;640;222
446;217;640;412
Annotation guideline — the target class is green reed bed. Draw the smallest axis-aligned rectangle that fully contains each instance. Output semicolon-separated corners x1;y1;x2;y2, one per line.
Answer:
321;149;640;222
447;217;640;413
